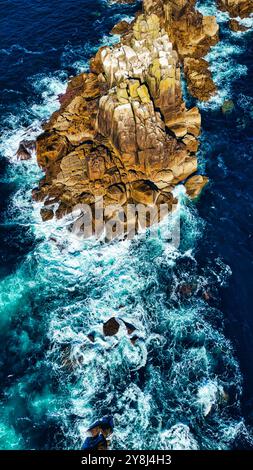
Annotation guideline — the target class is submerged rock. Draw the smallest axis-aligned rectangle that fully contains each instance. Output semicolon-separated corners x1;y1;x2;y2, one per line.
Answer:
221;99;235;114
178;283;194;297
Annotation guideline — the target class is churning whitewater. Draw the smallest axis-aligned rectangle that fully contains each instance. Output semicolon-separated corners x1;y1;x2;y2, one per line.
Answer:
0;0;253;450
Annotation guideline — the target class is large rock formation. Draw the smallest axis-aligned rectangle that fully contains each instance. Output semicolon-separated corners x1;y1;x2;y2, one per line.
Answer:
34;0;214;236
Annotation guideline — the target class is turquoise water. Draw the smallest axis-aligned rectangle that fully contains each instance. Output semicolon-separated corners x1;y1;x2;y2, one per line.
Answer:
0;0;253;449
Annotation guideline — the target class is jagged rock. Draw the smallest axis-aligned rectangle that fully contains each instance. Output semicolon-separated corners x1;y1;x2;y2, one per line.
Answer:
17;140;35;160
87;333;95;343
90;47;108;75
111;20;132;36
36;132;69;167
34;1;212;236
229;19;250;32
143;0;219;101
185;175;209;199
184;58;217;101
217;0;253;18
103;318;120;336
130;335;139;345
122;320;136;334
40;208;54;221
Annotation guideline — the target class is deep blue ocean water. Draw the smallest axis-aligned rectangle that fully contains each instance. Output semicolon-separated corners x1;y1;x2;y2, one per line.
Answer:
0;0;252;450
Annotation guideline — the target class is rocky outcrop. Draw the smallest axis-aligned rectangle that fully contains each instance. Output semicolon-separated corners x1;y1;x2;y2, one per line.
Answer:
34;0;212;236
184;58;216;102
143;0;219;100
110;20;133;36
217;0;253;18
229;19;250;31
185;174;209;199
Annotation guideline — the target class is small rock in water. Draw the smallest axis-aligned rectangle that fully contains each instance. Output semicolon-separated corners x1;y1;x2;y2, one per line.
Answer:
130;335;139;346
87;332;95;343
40;208;54;221
178;283;194;297
202;290;215;304
122;320;136;335
229;19;250;32
203;291;211;301
221;100;235;114
103;317;120;336
16;139;35;160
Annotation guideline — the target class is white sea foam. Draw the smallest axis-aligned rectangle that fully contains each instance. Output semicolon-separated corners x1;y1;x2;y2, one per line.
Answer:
197;381;225;416
156;424;199;450
196;1;251;110
0;44;44;56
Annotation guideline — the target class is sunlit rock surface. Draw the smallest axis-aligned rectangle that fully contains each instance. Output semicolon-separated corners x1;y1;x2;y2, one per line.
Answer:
34;0;214;231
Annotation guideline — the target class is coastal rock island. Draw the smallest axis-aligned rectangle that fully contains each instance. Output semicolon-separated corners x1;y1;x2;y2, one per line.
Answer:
33;0;221;232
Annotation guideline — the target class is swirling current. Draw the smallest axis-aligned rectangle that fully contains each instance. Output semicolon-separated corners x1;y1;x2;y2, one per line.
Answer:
0;0;253;450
